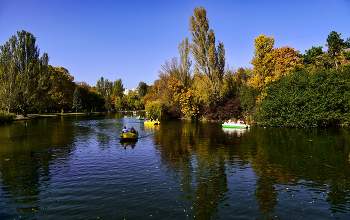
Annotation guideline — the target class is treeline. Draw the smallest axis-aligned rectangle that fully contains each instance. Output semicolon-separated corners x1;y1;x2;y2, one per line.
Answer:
142;7;350;127
245;30;350;127
2;7;350;127
0;31;148;117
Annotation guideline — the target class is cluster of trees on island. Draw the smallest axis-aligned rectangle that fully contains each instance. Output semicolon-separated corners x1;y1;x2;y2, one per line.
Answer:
1;7;350;127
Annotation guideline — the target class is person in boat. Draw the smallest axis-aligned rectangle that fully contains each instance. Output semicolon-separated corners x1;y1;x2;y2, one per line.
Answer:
228;119;232;124
156;118;159;122
130;126;136;133
122;126;129;133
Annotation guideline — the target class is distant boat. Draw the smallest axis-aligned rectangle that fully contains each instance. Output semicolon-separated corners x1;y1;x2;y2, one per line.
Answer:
136;116;144;120
222;122;249;129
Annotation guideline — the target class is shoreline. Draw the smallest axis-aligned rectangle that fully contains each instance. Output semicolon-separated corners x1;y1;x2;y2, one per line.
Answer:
12;110;146;121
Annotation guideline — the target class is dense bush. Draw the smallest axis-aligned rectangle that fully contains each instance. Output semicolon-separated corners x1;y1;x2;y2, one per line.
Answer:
256;67;350;127
0;110;16;123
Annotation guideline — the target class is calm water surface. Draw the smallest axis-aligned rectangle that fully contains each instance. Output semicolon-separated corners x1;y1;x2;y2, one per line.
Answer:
0;113;349;219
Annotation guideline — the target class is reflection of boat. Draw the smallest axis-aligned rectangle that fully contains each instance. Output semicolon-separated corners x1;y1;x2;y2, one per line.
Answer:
144;121;160;125
222;122;249;129
136;116;144;120
120;131;138;141
144;123;159;131
120;140;137;148
222;128;248;136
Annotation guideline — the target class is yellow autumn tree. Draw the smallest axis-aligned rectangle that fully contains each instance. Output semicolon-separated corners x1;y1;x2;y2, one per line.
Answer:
169;77;199;119
250;34;275;90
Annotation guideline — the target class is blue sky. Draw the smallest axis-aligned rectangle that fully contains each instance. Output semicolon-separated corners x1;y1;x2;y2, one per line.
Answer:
1;0;349;89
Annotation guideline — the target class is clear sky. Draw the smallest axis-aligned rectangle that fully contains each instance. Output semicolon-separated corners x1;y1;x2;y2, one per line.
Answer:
1;0;349;89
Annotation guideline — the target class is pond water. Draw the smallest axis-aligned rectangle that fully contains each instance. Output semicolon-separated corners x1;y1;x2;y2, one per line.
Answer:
0;113;349;219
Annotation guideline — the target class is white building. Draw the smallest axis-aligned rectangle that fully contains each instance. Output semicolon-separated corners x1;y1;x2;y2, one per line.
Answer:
123;88;137;95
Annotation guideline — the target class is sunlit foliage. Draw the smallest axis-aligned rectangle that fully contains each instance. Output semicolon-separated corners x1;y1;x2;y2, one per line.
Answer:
145;100;162;119
257;67;350;127
0;30;50;116
249;34;275;90
189;6;225;99
169;77;199;119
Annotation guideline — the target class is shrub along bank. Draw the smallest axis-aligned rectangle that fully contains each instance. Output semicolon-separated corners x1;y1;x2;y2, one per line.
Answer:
256;67;350;127
0;111;16;123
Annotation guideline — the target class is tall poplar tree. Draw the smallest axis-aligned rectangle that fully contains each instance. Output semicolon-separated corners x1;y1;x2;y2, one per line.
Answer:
250;34;275;90
189;7;225;98
178;37;192;88
96;77;106;97
97;77;115;110
112;79;123;98
72;87;82;112
0;30;50;116
0;40;18;113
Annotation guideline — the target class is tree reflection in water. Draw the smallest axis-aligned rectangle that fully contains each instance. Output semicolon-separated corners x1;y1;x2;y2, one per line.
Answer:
0;118;75;216
0;116;350;219
153;121;350;219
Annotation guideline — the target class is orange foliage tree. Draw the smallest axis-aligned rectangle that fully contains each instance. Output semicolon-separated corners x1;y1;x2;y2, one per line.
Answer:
273;46;303;80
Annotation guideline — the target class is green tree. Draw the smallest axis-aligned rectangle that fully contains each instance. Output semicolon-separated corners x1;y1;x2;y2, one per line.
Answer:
97;77;115;110
299;46;324;66
48;67;76;112
178;37;192;88
137;81;148;98
104;95;112;111
145;100;162;119
112;78;123;98
76;81;104;111
325;31;350;69
222;67;250;99
327;31;347;56
1;31;50;116
89;88;105;111
0;40;19;113
96;77;106;97
126;90;142;110
72;87;82;112
115;96;123;110
189;7;225;98
96;76;113;97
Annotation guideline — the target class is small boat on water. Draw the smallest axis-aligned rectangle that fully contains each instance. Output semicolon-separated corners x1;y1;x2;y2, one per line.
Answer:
222;122;249;129
120;131;138;141
144;121;160;125
136;116;145;120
